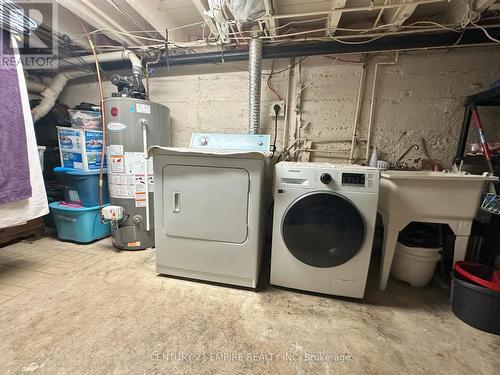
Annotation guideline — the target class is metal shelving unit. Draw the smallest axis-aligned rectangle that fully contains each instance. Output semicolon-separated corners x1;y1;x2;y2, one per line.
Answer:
454;84;500;169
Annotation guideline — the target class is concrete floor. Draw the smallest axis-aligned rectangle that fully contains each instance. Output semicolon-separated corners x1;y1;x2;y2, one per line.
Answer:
0;236;498;374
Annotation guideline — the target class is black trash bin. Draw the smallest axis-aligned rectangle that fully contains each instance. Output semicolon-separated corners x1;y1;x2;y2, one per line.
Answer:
451;270;500;335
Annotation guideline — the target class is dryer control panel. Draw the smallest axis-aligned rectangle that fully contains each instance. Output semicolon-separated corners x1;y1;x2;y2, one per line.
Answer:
190;133;271;152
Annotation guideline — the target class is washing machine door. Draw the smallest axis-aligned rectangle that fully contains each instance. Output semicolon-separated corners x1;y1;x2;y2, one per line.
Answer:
282;192;365;267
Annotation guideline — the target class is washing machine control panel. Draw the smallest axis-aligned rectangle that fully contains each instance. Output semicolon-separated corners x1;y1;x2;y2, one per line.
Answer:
341;173;365;186
275;162;379;193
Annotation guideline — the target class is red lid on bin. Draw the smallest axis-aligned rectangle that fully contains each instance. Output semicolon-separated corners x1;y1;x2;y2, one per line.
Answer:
454;261;500;292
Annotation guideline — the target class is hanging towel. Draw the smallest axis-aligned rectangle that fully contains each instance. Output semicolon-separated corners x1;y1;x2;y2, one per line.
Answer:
0;35;48;228
0;31;31;204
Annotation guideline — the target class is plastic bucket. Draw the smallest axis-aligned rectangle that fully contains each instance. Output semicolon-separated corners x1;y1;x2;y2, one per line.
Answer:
391;242;441;287
396;242;441;258
452;270;500;335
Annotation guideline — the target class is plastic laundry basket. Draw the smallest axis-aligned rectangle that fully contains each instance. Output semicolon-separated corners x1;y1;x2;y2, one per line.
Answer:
391;242;441;287
50;201;110;243
54;167;109;207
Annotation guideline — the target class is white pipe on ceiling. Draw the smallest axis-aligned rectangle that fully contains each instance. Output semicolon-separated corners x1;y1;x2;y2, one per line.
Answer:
59;50;140;69
31;50;142;122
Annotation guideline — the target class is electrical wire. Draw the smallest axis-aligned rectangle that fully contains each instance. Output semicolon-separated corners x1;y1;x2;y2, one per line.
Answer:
109;0;147;33
65;13;500;52
324;55;364;64
73;21;208;40
90;29;165;43
58;8;500;62
462;0;500;44
327;31;388;45
271;110;279;158
267;59;282;100
472;21;500;43
0;0;38;35
273;17;330;31
59;35;96;72
257;20;470;42
261;28;328;39
57;21;500;65
170;20;208;32
271;56;307;75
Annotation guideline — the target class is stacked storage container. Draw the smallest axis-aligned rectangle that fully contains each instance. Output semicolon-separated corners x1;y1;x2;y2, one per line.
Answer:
50;109;111;243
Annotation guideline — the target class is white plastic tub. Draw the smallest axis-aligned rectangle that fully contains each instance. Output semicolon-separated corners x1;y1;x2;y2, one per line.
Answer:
391;242;441;287
378;171;498;290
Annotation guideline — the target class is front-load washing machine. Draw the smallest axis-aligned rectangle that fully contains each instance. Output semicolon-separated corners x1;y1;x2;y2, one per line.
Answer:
149;134;271;289
270;162;380;298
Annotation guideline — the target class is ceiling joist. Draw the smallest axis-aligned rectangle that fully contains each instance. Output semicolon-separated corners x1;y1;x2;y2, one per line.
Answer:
191;0;219;37
55;0;144;46
325;0;346;36
124;0;189;42
49;0;500;54
263;0;277;37
380;0;419;29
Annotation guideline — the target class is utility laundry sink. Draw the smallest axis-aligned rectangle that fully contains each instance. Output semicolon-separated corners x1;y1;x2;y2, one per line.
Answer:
378;170;497;290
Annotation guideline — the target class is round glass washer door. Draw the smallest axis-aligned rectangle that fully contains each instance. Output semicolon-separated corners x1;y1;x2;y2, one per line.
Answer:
282;192;365;267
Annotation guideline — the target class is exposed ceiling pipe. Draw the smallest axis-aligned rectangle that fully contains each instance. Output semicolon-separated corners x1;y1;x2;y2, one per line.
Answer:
248;34;263;134
32;50;142;122
59;49;142;69
61;27;500;73
26;79;48;94
31;70;93;122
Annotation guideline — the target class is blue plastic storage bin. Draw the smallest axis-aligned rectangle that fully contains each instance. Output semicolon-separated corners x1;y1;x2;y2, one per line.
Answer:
54;167;109;207
49;202;111;243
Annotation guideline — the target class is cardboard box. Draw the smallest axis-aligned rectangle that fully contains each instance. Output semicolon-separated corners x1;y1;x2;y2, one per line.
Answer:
57;127;106;171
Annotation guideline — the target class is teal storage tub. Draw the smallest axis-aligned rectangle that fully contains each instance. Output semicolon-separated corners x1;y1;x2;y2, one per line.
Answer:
54;167;109;207
50;202;111;243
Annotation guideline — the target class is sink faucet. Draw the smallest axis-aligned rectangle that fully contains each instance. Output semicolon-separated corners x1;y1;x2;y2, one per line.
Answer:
393;144;419;169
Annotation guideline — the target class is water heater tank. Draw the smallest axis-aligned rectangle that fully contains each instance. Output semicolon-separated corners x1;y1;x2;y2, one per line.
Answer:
104;97;170;250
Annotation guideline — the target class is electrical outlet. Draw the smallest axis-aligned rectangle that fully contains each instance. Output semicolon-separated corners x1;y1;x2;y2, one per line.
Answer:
270;100;285;117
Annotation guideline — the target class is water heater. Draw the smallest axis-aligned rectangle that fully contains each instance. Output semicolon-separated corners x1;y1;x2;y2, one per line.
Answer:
104;97;170;250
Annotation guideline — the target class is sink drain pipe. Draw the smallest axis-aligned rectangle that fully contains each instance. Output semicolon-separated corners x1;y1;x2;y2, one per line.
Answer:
248;33;262;134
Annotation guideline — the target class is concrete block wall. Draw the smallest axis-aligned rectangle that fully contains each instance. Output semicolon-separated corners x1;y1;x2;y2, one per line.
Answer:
61;46;500;168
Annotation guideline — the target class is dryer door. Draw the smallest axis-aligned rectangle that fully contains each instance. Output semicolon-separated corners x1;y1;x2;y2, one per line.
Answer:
163;165;249;243
282;192;365;267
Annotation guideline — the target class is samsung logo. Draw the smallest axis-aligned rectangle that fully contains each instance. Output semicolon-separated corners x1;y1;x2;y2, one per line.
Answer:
288;169;301;173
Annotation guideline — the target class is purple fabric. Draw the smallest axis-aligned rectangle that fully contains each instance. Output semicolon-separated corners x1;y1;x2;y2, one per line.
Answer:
0;31;32;205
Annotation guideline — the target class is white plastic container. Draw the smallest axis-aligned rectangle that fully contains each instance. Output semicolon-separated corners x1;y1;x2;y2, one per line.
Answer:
391;242;441;287
37;145;46;171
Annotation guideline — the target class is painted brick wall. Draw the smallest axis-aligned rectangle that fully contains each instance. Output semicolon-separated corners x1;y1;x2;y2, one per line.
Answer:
61;46;500;167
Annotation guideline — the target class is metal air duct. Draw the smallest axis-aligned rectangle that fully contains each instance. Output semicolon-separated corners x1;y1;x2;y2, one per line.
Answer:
248;34;262;134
